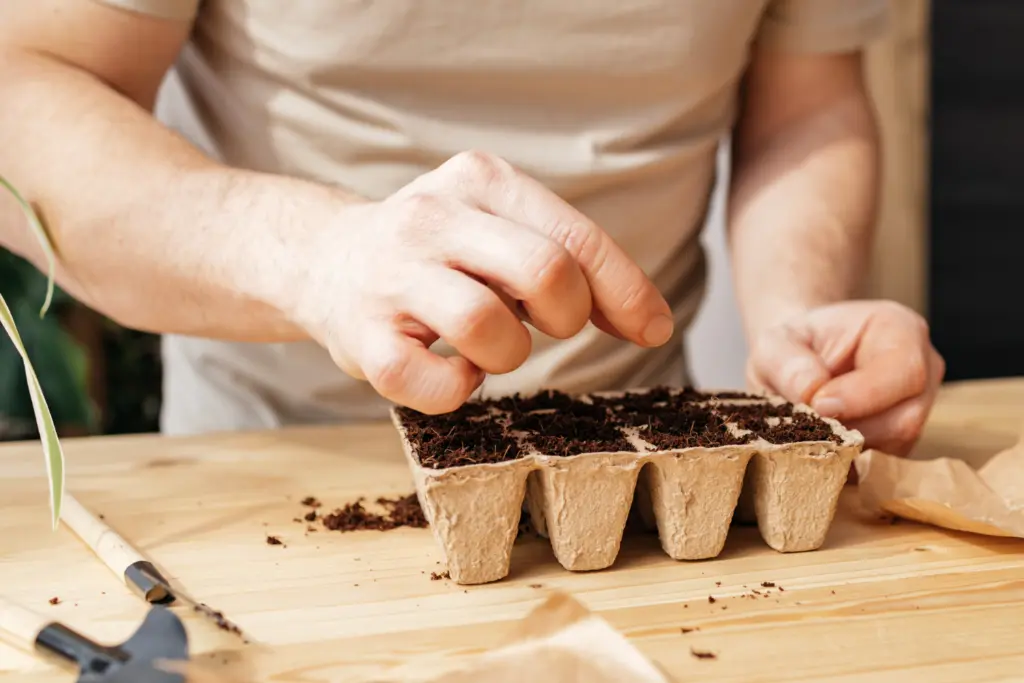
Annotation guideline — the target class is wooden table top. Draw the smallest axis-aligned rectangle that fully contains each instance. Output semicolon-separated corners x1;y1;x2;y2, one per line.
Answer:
1;378;1023;683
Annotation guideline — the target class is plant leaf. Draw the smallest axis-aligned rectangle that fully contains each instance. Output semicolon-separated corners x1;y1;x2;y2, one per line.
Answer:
0;175;64;529
0;291;64;528
0;176;55;318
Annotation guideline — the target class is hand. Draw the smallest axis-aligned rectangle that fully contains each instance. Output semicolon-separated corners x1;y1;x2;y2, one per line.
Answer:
287;150;674;414
746;300;945;456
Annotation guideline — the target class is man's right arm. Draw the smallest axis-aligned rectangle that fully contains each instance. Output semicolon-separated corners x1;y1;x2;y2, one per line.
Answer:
0;0;343;341
0;0;675;413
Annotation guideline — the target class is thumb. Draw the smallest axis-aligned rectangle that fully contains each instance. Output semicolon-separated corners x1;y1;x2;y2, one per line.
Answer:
748;325;832;405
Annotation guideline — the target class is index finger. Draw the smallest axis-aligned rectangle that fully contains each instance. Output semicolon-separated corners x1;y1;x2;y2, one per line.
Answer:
438;150;675;347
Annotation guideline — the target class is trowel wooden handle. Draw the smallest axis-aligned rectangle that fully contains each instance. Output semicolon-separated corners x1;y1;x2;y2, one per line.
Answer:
0;595;51;653
61;493;147;582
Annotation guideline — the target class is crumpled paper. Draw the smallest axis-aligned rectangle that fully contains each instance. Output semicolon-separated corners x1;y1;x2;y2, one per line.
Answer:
357;592;673;683
854;428;1024;538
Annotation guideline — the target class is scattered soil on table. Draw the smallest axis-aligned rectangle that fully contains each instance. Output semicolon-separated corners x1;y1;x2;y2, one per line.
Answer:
761;581;775;588
707;596;716;604
430;571;450;581
300;496;322;508
48;597;60;605
690;648;717;660
303;510;317;522
194;603;244;638
320;494;428;532
266;535;284;546
679;627;699;634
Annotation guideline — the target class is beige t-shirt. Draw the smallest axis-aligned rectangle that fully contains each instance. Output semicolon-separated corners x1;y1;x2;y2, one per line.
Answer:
94;0;888;435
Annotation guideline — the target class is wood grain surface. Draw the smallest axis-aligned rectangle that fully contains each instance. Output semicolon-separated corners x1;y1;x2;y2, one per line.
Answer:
1;378;1023;682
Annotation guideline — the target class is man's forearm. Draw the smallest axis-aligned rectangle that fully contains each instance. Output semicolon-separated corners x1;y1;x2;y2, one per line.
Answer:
727;86;880;339
0;48;354;341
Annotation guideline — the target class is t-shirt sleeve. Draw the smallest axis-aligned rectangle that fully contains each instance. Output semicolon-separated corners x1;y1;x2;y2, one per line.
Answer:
755;0;890;54
87;0;200;21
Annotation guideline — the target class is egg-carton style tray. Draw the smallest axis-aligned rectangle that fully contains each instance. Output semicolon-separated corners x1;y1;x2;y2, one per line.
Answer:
390;386;863;585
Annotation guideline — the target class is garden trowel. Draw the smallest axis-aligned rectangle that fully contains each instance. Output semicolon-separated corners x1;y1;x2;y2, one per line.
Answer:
0;595;188;683
59;493;246;640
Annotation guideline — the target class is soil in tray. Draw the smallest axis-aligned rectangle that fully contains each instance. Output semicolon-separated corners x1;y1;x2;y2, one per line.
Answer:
611;401;752;450
717;403;839;444
399;387;840;469
396;407;522;468
509;409;635;455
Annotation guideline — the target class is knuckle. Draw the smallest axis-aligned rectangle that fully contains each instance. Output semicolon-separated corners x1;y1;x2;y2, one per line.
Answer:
617;278;652;317
458;292;503;340
366;349;413;397
522;241;576;295
397;192;449;228
450;149;507;185
560;222;606;268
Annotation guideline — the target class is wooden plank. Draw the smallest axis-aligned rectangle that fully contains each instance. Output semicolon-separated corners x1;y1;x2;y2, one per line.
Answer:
862;0;932;314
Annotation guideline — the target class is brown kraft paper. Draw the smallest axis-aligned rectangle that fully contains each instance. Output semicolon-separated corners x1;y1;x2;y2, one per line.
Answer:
164;592;672;683
352;592;672;683
854;426;1024;538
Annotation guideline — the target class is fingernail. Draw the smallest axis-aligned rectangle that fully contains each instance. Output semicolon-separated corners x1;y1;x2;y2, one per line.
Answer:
642;315;674;346
812;396;844;417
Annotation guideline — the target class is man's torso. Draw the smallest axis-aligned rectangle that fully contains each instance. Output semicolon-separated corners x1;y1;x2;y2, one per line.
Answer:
147;1;813;433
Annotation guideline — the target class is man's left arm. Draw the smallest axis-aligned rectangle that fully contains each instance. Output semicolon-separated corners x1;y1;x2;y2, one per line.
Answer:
727;4;944;456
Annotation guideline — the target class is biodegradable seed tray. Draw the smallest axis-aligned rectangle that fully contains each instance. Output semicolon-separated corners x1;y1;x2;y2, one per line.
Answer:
390;387;864;585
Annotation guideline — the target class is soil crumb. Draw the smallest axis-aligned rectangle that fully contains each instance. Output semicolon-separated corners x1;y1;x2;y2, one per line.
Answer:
320;494;428;532
194;603;244;637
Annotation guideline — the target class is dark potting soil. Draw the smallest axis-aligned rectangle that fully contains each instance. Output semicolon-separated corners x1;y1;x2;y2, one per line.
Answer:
757;412;840;443
194;603;244;637
509;410;634;455
716;402;795;423
320;494;428;532
719;402;838;444
398;407;521;469
616;402;752;450
397;387;840;469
